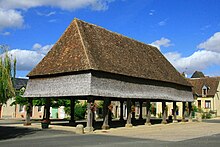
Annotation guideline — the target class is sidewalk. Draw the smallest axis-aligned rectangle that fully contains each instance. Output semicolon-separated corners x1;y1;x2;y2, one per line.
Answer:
94;120;220;141
2;118;220;142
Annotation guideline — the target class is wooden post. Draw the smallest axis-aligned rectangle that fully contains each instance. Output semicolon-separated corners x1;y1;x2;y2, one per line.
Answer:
161;101;167;124
69;98;75;125
139;101;143;120
182;102;186;122
102;98;111;130
173;102;178;123
119;100;124;121
145;100;151;125
188;102;192;122
125;99;132;127
85;98;94;132
24;98;32;126
131;100;136;120
45;98;51;121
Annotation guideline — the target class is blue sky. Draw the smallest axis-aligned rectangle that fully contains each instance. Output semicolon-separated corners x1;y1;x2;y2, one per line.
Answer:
0;0;220;78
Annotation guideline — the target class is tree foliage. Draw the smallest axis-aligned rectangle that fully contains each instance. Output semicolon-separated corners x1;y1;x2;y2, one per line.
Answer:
0;45;16;105
10;88;27;106
64;100;87;120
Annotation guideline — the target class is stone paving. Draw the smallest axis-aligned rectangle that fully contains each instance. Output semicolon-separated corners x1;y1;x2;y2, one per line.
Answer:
1;118;220;142
94;121;220;141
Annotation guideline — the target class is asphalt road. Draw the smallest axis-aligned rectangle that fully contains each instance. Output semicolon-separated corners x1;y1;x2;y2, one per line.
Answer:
0;131;220;147
0;126;220;147
0;119;220;147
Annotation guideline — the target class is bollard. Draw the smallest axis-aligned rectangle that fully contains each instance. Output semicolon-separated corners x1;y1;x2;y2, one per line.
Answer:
76;124;84;134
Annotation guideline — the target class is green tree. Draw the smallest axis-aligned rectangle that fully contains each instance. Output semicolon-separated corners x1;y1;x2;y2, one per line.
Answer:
10;88;27;106
0;45;16;106
64;100;87;120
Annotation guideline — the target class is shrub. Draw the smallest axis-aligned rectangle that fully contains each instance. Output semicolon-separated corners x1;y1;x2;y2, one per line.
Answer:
157;112;162;118
64;102;87;120
74;102;87;120
202;111;212;119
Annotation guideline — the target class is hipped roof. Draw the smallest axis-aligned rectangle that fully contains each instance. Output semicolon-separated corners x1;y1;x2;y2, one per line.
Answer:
28;18;191;87
188;77;220;96
191;71;205;78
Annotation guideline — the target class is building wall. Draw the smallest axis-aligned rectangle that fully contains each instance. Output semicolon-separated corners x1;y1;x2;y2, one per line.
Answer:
195;97;213;112
15;104;26;119
214;83;220;116
156;102;183;119
194;93;220;117
192;81;220;117
32;106;44;119
15;105;66;119
1;98;16;118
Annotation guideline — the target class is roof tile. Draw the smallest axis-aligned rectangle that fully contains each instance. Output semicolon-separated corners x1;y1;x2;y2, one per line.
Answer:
28;18;191;87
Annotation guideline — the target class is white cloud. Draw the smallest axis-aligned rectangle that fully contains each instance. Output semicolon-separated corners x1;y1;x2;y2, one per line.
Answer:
0;0;114;31
151;34;220;76
36;11;56;17
48;19;57;23
0;43;53;71
200;25;211;31
158;21;166;26
158;18;168;26
1;31;10;36
0;8;24;30
7;49;45;71
150;37;172;50
32;43;42;50
0;0;113;11
32;43;53;54
197;32;220;53
164;50;220;75
18;76;29;79
149;10;155;16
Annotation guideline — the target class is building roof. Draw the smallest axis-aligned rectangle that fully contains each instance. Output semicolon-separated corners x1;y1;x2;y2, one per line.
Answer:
191;71;205;78
13;78;28;90
28;18;191;87
188;77;220;97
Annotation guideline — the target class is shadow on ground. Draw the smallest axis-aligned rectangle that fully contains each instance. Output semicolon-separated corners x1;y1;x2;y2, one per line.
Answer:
0;126;40;140
51;118;177;130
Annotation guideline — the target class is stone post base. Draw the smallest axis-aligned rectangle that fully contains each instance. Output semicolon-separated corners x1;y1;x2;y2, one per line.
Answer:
125;124;133;127
102;125;110;130
23;122;31;126
145;122;151;126
188;119;193;123
161;120;167;124
84;127;94;132
181;119;187;122
76;124;84;134
195;112;202;122
172;120;178;123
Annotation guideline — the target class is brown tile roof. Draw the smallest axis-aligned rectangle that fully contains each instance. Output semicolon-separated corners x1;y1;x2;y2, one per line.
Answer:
28;18;191;87
188;77;220;96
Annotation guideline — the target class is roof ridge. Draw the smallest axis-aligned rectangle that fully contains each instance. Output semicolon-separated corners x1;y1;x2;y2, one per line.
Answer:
190;76;220;79
74;19;92;69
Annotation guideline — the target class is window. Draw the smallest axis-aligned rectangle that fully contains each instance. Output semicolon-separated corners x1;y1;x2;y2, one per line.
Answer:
203;89;207;96
202;85;209;97
19;105;24;112
198;100;201;109
38;106;42;112
205;100;211;109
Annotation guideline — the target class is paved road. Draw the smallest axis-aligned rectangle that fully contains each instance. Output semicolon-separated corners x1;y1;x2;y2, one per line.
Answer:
0;119;220;147
0;131;220;147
